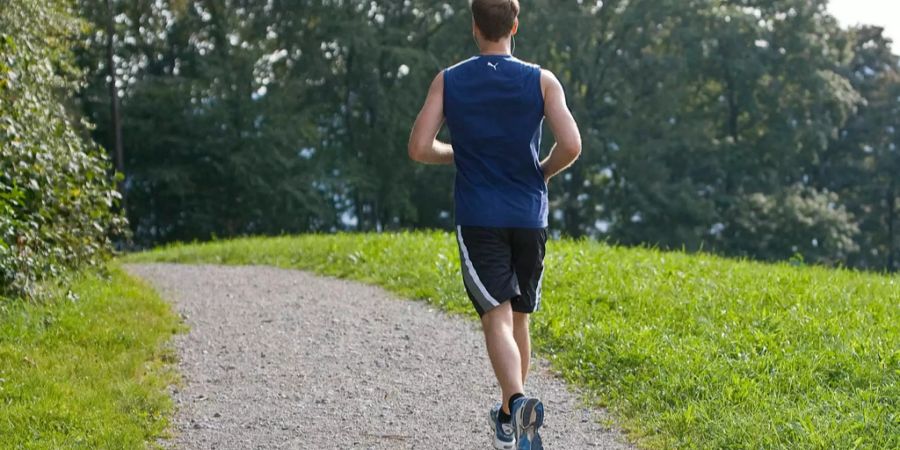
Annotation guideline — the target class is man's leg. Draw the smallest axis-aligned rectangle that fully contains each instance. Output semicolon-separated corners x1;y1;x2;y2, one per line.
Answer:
512;311;531;384
481;301;524;414
510;228;544;387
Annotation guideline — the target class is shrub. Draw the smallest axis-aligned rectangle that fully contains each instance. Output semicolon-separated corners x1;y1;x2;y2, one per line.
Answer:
724;184;860;265
0;0;126;299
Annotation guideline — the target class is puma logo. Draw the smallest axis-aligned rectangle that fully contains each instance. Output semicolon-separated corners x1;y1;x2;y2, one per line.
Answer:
487;62;499;71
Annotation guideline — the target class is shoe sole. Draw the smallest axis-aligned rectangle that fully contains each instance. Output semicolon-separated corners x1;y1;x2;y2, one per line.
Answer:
514;398;544;450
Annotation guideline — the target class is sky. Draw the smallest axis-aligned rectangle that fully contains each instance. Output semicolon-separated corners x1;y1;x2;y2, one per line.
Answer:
828;0;900;45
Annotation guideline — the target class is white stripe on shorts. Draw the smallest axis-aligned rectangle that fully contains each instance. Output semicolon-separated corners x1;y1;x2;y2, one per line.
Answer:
456;226;500;308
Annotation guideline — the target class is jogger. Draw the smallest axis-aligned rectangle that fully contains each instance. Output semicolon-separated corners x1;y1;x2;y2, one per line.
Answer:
408;1;582;448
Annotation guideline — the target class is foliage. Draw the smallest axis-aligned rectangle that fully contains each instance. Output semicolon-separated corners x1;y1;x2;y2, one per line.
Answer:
126;233;900;449
0;0;126;298
78;1;899;270
0;264;184;448
524;0;867;260
824;26;900;271
725;184;859;264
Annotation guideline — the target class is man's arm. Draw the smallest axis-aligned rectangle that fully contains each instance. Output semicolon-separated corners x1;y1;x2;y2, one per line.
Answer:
540;70;582;183
408;72;453;165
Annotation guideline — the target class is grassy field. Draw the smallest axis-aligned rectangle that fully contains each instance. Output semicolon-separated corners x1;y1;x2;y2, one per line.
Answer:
125;232;900;449
0;265;184;449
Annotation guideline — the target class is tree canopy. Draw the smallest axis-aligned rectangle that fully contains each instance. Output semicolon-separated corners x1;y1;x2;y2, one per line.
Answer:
76;0;899;271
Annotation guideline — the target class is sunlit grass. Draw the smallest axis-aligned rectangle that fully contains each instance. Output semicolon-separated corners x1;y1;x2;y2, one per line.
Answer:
124;232;900;449
0;265;184;449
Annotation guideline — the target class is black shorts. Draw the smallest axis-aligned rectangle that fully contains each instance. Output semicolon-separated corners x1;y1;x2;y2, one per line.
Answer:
455;226;547;317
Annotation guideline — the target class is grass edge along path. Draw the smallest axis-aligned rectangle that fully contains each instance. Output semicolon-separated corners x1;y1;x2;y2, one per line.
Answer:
124;232;900;449
0;264;185;449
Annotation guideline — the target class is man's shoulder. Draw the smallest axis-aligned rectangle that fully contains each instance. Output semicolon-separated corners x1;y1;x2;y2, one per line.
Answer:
445;56;481;72
510;57;542;70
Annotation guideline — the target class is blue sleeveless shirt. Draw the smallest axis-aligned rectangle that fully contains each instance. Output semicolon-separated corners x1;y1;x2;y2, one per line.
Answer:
443;54;548;228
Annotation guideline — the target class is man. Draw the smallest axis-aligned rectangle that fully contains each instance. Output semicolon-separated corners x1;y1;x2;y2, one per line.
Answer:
408;0;581;448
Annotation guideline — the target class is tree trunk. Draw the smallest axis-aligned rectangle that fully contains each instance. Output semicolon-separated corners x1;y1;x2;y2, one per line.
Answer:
719;46;739;142
724;70;739;142
888;179;896;272
565;166;584;237
105;0;126;212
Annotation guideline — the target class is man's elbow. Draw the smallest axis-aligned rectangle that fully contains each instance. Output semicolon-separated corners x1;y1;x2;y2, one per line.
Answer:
561;137;582;161
408;142;425;162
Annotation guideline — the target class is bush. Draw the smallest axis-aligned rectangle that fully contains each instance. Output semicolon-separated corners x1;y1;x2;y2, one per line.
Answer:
724;184;860;265
0;0;126;299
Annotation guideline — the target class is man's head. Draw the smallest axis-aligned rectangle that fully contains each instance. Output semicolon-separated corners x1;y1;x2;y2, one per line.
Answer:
471;0;519;42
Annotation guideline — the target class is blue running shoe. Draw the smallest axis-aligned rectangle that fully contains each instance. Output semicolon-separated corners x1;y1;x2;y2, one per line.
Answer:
489;402;515;450
510;396;544;450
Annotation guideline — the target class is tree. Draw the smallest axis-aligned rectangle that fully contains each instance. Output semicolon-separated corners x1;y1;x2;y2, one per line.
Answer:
103;0;126;210
521;0;862;266
826;26;900;271
72;0;900;270
77;0;341;244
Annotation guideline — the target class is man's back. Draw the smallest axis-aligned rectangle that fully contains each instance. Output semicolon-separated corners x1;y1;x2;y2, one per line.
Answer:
443;55;548;229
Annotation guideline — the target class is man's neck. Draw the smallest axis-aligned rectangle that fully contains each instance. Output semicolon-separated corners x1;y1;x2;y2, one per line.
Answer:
479;37;512;56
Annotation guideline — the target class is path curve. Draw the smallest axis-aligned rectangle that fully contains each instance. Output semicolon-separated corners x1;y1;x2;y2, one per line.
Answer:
126;263;631;449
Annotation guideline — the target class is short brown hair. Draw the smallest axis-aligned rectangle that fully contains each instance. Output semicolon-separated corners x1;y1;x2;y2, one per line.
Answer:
471;0;519;42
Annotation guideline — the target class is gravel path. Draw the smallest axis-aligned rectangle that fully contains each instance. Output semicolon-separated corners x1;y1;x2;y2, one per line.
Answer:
126;263;631;449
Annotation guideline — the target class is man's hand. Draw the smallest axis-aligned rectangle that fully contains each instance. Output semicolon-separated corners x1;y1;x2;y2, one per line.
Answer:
408;72;454;165
540;70;582;183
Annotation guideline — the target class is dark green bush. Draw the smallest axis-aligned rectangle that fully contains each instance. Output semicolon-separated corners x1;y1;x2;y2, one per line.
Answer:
0;0;126;299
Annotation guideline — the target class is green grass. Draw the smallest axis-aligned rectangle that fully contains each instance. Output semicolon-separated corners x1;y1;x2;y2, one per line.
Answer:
0;264;184;449
124;232;900;449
